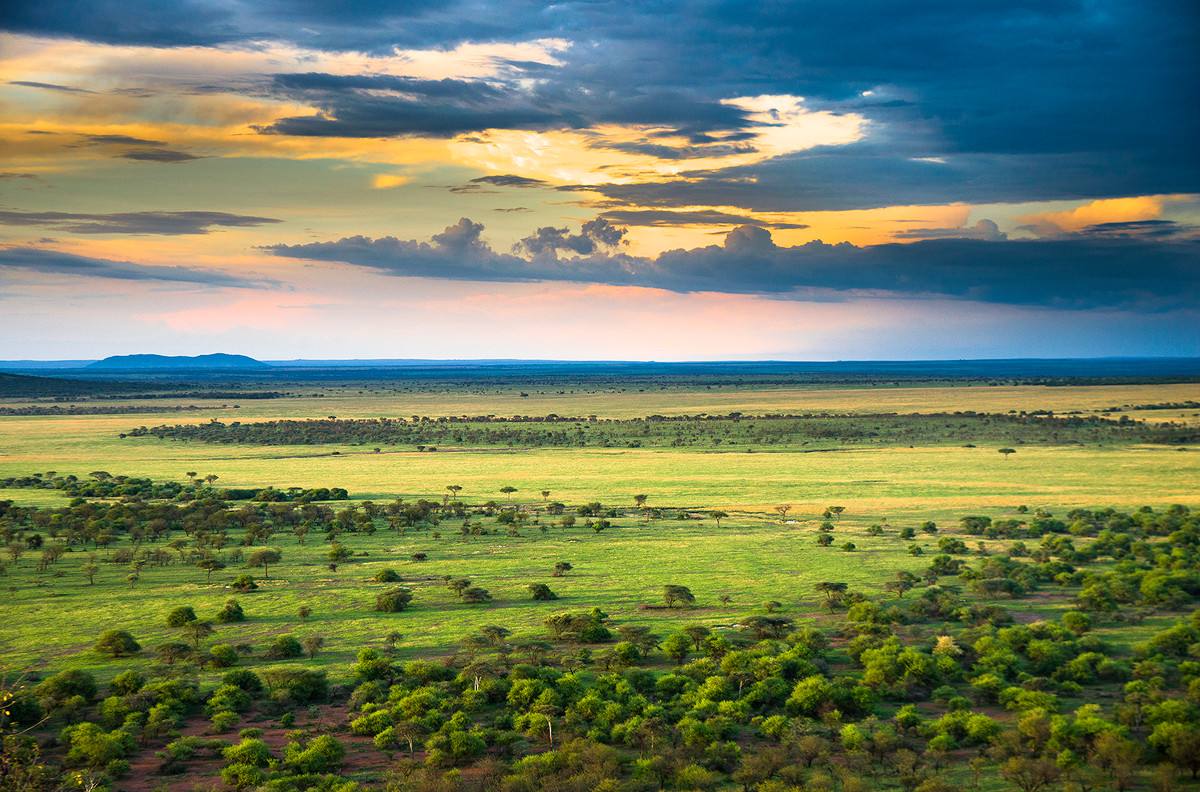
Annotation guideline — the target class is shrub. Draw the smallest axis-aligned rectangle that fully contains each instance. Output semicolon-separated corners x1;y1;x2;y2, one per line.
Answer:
166;606;197;628
257;668;328;703
216;599;246;623
529;583;558;600
37;669;97;707
110;670;144;696
373;568;402;582
208;683;252;715
209;643;239;668
460;586;492;603
222;669;264;694
95;629;140;657
231;574;258;592
60;722;134;768
284;734;345;774
375;587;414;612
265;635;303;660
210;710;240;733
223;737;273;767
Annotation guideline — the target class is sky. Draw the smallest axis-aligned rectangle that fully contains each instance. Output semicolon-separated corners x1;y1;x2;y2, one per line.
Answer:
0;1;1197;361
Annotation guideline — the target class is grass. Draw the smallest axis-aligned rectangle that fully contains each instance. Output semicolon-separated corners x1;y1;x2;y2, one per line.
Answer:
0;509;966;682
1;380;1196;684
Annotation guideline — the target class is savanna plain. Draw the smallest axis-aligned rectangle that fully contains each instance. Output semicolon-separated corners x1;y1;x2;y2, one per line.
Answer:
1;373;1198;791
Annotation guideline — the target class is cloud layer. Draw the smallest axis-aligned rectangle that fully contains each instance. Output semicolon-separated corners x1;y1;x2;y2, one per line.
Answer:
0;246;266;287
0;210;281;235
268;218;1199;310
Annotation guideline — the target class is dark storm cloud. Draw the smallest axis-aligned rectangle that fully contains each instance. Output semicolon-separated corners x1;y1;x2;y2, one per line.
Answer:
0;210;281;235
0;246;267;287
5;1;1197;207
266;218;1199;310
255;73;749;139
587;145;1200;213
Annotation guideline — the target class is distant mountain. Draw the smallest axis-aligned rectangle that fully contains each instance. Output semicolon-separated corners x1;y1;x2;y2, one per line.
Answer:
87;353;269;370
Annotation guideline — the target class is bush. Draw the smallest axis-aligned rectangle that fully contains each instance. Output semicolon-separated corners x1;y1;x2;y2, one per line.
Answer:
265;635;303;660
461;586;492;603
222;669;264;694
257;668;328;703
216;599;246;623
166;606;197;627
529;583;558;600
37;669;97;707
95;629;140;657
209;643;239;668
232;574;258;592
284;734;345;774
210;710;240;733
376;587;414;612
224;737;273;767
373;568;402;582
110;670;144;696
60;722;134;768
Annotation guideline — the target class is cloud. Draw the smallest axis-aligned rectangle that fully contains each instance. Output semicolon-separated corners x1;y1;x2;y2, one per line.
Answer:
9;80;95;93
470;174;547;188
894;219;1007;241
266;217;1200;310
514;218;626;259
598;209;808;230
118;148;202;163
84;134;166;146
4;2;1197;215
0;246;268;287
0;210;282;235
1076;220;1198;240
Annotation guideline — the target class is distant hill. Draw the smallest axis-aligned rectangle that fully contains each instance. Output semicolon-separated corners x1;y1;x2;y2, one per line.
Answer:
87;353;269;371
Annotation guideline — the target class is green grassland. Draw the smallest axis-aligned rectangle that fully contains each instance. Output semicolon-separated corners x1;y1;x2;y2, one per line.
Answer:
2;381;1196;677
2;379;1198;789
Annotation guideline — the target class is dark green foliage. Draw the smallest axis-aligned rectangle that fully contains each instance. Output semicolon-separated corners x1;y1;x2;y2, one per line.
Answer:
264;635;303;660
375;587;414;612
663;584;695;607
127;410;1199;449
216;599;246;623
165;606;197;627
528;583;558;600
94;629;140;657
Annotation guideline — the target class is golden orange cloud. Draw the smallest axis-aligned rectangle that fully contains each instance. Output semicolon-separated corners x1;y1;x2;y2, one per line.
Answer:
1015;195;1189;235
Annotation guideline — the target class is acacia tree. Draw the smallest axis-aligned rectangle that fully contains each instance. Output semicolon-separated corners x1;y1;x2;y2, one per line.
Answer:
302;635;325;659
181;620;215;650
815;581;848;608
711;510;728;528
247;548;282;579
999;447;1017;460
197;557;225;583
500;486;518;503
663;585;695;608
